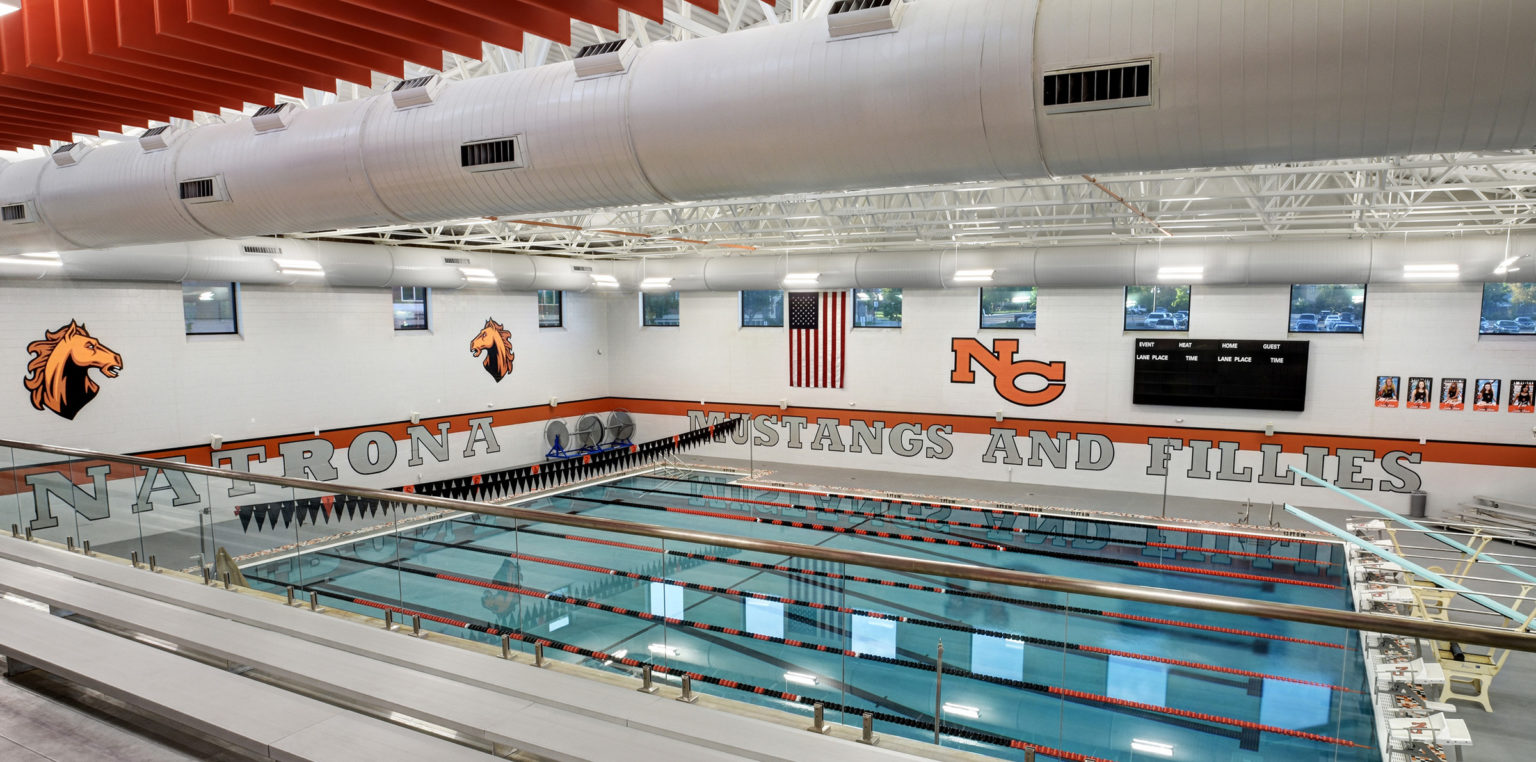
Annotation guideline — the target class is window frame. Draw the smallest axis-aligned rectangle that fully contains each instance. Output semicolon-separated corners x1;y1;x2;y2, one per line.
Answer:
979;286;1038;330
1287;283;1367;335
1123;285;1190;332
740;289;785;328
641;290;680;327
183;281;240;336
537;289;564;328
391;286;430;332
852;287;903;329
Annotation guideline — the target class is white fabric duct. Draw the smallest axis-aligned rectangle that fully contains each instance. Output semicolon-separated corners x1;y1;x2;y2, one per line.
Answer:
0;0;1531;255
12;234;1529;290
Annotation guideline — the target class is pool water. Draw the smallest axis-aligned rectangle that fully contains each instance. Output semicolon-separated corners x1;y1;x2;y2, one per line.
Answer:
244;469;1378;761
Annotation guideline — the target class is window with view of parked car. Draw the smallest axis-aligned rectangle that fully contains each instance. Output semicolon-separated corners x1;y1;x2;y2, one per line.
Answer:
980;287;1037;329
1125;285;1189;331
1289;284;1365;334
1480;283;1536;335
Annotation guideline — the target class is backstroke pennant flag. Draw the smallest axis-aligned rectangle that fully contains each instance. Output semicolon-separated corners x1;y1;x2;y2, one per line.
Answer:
788;290;847;388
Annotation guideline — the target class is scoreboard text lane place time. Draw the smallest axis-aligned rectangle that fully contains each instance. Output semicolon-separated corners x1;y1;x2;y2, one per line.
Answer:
1133;339;1310;412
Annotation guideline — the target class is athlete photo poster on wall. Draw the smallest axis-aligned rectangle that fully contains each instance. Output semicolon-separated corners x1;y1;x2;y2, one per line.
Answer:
1511;380;1535;413
1473;379;1502;412
1374;376;1400;407
1406;377;1433;409
1440;378;1466;411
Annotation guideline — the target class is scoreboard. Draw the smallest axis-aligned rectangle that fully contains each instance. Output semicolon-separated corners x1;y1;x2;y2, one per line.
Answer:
1132;339;1310;412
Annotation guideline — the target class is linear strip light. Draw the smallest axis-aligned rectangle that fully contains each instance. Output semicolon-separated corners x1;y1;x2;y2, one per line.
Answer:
953;268;994;283
274;257;324;276
0;256;62;267
459;267;497;285
590;273;619;288
640;277;673;289
783;272;819;287
1402;263;1459;279
1156;265;1204;281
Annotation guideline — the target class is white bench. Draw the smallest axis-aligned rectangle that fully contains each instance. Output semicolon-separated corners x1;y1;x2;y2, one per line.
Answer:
0;599;491;762
0;539;917;762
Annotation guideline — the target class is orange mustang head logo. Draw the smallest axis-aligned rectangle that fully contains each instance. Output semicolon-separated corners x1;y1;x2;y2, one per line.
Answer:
470;317;515;382
23;321;123;420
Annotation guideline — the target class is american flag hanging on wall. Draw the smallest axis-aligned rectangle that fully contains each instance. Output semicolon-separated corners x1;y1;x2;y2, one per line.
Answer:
788;291;847;388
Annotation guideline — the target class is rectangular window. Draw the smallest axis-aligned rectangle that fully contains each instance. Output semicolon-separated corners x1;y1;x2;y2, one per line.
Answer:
853;288;901;328
1289;284;1365;333
980;286;1037;329
392;286;429;331
538;289;563;328
183;281;238;335
642;291;680;327
1480;283;1536;335
740;290;784;327
1124;285;1189;331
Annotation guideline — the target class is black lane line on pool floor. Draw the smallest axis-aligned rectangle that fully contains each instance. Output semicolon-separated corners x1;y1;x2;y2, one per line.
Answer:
603;481;1334;571
239;572;1115;762
488;522;1350;652
302;549;1362;751
539;490;1338;591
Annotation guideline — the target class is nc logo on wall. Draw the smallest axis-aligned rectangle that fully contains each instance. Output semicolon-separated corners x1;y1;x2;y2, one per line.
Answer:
951;338;1065;407
23;321;123;420
470;318;515;382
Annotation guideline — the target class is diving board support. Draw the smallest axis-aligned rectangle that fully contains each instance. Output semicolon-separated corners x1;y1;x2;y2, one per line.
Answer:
1289;465;1536;588
1282;503;1531;625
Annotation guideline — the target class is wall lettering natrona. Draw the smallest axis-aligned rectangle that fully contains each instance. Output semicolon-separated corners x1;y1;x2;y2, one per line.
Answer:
22;418;501;532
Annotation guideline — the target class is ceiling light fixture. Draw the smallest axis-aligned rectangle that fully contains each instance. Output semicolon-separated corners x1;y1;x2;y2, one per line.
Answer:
590;273;619;288
783;272;820;287
953;268;995;283
1156;265;1204;281
1402;263;1459;279
640;277;674;289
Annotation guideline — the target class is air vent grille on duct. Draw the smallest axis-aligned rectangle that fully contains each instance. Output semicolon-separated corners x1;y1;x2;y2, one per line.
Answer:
460;136;525;172
138;125;181;152
1;202;34;224
179;176;227;204
241;244;282;255
1042;60;1153;114
573;39;636;80
50;142;88;167
828;0;904;39
251;103;298;133
443;256;470;264
391;74;446;110
571;265;594;272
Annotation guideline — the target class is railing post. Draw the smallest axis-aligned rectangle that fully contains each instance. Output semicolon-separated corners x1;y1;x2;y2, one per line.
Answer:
201;566;212;585
500;634;511;659
412;614;422;637
534;642;545;667
81;539;90;556
10;524;18;538
130;551;139;568
806;702;830;734
677;674;698;703
638;664;658;693
221;571;231;590
857;712;879;745
148;555;157;572
285;586;295;606
66;536;75;553
308;591;319;611
384;610;395;630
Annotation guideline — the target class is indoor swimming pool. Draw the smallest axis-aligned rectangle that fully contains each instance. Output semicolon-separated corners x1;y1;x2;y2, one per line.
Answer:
242;469;1377;761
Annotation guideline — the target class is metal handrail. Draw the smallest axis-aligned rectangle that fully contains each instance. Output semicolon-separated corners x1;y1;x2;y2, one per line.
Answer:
7;436;1536;652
